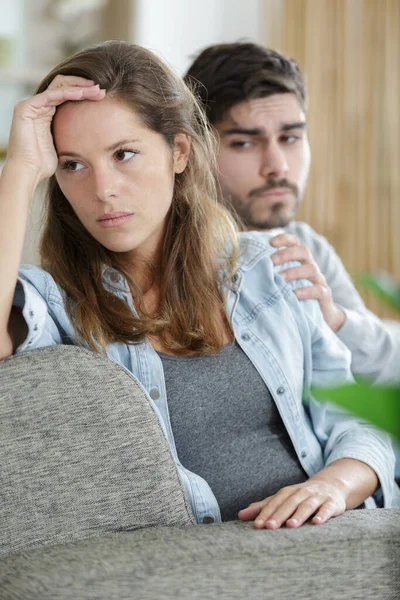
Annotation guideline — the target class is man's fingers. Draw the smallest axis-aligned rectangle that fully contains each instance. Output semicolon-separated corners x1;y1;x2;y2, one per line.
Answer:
280;264;326;285
271;245;314;266
293;284;330;302
270;233;300;248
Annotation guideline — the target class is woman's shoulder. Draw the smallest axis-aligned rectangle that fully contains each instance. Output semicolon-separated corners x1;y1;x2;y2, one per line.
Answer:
19;263;56;284
18;264;63;301
236;231;276;270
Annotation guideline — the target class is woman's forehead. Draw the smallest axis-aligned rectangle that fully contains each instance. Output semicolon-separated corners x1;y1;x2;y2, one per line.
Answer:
52;98;148;150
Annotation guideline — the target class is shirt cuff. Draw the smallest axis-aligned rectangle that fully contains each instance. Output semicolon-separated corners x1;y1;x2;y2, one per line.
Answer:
13;278;49;353
335;306;369;352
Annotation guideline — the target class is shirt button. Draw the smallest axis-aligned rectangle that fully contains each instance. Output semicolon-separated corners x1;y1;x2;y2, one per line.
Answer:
149;388;160;400
301;451;307;458
202;516;214;524
241;333;250;341
277;386;285;395
232;273;239;283
29;310;34;318
110;272;120;283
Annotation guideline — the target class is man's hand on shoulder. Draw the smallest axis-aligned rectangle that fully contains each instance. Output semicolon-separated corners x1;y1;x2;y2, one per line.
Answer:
270;233;346;332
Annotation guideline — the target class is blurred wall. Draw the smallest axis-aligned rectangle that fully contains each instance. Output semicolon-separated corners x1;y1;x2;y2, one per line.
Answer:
131;0;264;74
262;0;400;317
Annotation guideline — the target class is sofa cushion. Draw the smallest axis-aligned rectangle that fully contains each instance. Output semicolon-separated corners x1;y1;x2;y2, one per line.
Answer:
0;509;399;599
0;345;194;557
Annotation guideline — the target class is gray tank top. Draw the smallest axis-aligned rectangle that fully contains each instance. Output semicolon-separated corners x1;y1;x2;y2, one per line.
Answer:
158;341;307;521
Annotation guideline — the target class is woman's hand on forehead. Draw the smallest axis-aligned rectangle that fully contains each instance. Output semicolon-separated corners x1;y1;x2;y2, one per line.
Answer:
47;74;100;91
6;76;106;185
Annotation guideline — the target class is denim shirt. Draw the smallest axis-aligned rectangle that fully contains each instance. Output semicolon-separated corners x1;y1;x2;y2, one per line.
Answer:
14;231;398;521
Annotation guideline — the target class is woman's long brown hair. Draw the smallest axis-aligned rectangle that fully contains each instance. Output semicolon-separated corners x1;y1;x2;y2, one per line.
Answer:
36;41;238;354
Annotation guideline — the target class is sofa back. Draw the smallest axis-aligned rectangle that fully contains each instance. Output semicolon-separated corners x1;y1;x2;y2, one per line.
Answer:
0;345;194;557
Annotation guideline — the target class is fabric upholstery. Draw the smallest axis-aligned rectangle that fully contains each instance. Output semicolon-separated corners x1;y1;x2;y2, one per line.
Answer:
1;345;398;599
0;345;194;558
1;510;399;599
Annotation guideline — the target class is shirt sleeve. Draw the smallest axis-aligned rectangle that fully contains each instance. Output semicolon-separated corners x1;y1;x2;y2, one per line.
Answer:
297;292;398;508
13;264;65;353
290;222;400;384
273;251;398;508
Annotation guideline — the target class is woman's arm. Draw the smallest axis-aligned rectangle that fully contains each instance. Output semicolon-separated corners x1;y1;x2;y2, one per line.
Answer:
238;260;393;528
0;163;38;358
238;458;378;529
0;79;105;359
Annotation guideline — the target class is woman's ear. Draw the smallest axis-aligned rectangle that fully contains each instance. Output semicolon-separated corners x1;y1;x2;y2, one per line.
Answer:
173;133;191;174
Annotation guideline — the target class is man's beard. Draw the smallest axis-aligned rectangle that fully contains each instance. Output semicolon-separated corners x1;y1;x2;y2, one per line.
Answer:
226;178;301;230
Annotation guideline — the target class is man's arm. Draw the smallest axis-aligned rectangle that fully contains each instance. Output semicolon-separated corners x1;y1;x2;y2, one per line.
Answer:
271;221;400;384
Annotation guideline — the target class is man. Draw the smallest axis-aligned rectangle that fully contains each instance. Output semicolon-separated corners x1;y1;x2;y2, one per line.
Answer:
184;42;400;385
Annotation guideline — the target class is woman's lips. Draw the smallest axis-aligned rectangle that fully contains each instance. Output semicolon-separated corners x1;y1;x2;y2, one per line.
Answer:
97;212;134;228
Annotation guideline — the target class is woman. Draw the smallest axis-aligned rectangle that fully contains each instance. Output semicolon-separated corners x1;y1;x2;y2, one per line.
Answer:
0;41;396;528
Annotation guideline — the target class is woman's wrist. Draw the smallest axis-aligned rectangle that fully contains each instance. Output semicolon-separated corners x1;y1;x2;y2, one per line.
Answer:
308;458;379;509
1;158;42;197
308;468;351;503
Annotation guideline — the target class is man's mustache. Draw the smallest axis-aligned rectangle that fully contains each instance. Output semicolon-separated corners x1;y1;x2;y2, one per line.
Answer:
249;179;299;199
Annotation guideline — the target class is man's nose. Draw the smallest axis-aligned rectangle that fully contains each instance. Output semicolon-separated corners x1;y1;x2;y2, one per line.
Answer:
92;167;119;203
259;141;289;180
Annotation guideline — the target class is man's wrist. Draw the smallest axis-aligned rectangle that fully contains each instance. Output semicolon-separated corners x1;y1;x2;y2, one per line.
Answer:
328;305;346;332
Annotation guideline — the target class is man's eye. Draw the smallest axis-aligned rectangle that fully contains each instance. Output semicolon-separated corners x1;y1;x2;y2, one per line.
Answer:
230;140;253;149
281;135;300;144
60;160;84;172
114;149;136;162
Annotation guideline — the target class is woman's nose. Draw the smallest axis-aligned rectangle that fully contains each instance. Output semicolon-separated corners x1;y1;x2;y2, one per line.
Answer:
92;167;119;203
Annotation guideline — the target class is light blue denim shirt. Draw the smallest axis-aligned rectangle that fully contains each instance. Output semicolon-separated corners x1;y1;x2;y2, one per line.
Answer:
14;231;399;521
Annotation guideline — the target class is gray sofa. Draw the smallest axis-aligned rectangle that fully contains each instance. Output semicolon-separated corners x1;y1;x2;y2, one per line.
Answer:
1;346;399;599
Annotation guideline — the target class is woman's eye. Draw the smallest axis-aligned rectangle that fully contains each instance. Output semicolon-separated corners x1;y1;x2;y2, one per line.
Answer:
60;160;84;172
114;149;136;162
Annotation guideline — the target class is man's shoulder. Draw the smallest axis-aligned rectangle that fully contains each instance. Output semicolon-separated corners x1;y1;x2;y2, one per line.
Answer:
286;220;322;241
285;221;335;257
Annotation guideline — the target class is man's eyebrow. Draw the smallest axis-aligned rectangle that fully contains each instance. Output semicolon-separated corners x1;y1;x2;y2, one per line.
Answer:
220;127;264;136
220;123;307;137
281;122;307;131
58;139;141;158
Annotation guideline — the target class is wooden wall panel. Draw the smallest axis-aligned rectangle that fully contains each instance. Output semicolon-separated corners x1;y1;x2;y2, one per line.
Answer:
262;0;400;318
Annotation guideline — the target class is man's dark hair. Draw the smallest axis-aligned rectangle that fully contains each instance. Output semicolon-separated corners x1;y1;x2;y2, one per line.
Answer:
184;42;307;125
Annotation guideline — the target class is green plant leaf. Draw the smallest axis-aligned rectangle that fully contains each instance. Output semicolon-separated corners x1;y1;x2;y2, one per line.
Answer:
311;381;400;440
357;272;400;312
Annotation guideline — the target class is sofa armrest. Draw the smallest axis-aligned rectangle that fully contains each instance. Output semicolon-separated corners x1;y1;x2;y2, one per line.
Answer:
0;345;194;558
1;509;399;599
